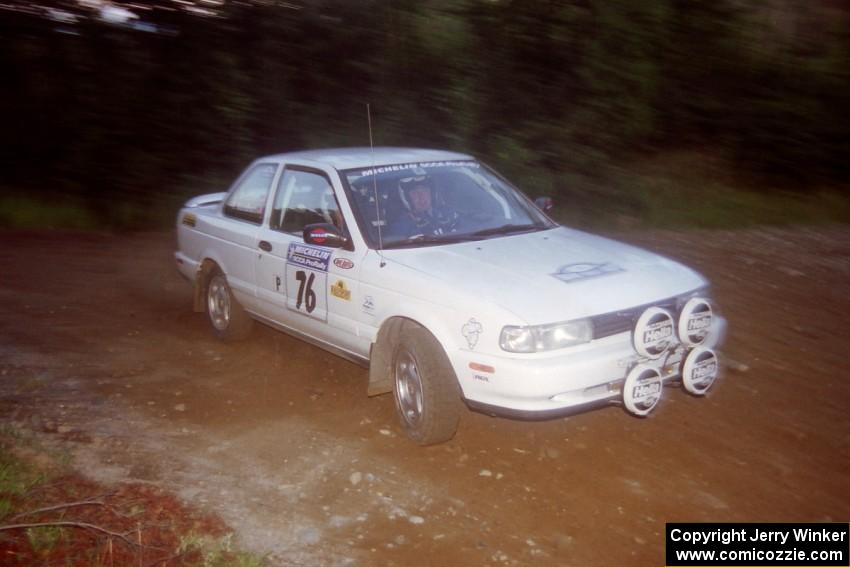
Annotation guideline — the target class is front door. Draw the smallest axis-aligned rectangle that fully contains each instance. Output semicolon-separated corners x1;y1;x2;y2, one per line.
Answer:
254;166;367;356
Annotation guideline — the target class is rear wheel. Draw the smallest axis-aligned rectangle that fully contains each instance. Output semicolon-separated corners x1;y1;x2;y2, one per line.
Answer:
393;326;462;445
206;270;253;341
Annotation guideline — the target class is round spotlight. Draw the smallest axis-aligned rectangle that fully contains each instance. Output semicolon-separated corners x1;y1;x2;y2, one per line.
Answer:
623;364;663;416
678;297;713;346
633;307;675;359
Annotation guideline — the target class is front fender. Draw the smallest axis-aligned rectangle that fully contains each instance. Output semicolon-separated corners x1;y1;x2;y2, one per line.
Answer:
365;287;510;397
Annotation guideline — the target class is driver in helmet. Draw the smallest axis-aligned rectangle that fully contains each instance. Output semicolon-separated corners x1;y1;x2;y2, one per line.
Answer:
389;175;457;239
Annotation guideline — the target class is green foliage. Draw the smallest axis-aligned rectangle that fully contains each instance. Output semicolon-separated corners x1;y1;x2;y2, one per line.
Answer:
26;525;66;554
0;194;98;230
1;0;848;228
0;446;45;498
178;532;266;567
546;154;850;230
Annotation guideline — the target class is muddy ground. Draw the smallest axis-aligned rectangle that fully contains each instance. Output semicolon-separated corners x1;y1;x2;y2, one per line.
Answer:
1;226;848;566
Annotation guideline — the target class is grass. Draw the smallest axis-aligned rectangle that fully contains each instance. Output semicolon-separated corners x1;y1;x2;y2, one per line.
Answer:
0;194;99;230
0;427;267;566
178;532;267;567
26;525;66;554
629;179;850;229
0;444;47;501
0;432;58;525
3;155;849;231
549;154;850;230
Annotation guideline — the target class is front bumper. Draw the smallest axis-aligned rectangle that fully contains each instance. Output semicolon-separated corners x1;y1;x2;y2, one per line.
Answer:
451;316;726;417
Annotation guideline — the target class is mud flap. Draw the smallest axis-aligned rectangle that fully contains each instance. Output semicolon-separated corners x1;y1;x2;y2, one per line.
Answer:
367;318;409;397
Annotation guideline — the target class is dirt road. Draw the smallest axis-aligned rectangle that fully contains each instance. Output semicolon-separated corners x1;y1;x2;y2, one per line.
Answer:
1;226;848;566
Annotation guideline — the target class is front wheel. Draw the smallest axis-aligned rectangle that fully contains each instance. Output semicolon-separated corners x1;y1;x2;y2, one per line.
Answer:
393;326;462;445
206;271;253;341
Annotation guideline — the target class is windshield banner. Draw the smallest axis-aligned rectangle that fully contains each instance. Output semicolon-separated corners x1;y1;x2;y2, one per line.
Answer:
354;160;479;178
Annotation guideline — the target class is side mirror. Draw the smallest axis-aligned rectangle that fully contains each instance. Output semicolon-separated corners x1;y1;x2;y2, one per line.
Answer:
534;196;554;214
303;223;349;249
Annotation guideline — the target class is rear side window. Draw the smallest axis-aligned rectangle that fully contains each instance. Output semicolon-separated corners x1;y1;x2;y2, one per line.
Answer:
223;164;277;224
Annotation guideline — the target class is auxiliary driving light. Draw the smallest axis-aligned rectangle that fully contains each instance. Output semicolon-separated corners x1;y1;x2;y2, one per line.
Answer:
681;346;719;395
623;364;663;417
677;297;713;346
633;307;675;359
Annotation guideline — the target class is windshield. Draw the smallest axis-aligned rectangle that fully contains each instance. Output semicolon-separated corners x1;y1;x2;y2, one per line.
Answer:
342;160;554;249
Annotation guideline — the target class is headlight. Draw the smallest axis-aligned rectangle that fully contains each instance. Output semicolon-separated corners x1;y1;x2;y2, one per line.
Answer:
500;319;592;353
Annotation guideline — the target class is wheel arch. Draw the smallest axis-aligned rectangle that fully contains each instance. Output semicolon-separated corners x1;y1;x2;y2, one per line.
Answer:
367;314;459;397
193;257;223;313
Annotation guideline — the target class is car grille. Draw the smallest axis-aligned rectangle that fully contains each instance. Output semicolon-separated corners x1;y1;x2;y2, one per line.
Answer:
590;290;703;340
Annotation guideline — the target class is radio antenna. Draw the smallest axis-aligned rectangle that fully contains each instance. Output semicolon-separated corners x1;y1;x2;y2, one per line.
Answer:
367;103;386;267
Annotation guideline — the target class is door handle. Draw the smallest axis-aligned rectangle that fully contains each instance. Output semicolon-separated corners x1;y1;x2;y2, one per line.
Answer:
258;240;272;252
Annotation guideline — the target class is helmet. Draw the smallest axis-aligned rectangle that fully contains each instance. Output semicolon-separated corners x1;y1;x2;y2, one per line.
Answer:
398;175;433;213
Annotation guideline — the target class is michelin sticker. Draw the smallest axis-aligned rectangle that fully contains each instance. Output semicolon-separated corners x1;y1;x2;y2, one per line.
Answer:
356;160;479;177
552;262;623;283
462;318;483;350
287;243;331;272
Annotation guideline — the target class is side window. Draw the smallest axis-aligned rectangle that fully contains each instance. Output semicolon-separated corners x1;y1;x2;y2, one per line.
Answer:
271;169;343;234
223;164;277;224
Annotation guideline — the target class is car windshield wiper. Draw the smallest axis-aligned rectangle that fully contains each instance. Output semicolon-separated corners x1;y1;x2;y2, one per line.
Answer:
468;223;541;238
382;233;475;249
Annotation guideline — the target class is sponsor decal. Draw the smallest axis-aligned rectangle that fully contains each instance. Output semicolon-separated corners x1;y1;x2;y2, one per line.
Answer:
623;364;663;416
677;297;713;346
681;347;719;395
633;307;675;359
362;295;375;314
330;279;351;301
308;227;329;244
333;257;354;269
287;243;331;272
472;374;490;383
355;160;480;178
181;213;197;227
552;262;623;283
462;318;483;350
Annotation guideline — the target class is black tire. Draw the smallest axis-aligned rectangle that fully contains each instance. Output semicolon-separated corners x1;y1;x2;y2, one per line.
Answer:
392;326;462;445
205;270;253;341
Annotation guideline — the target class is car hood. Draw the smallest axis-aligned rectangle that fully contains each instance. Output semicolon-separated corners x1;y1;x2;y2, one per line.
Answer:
383;227;706;324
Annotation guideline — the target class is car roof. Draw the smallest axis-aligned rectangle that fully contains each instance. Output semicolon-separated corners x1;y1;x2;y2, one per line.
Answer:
260;147;474;171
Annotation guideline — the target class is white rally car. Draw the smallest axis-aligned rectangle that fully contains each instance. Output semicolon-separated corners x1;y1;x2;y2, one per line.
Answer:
175;148;725;445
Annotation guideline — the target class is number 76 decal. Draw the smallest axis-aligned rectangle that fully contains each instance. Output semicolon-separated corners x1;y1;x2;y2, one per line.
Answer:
294;270;316;313
285;265;328;321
